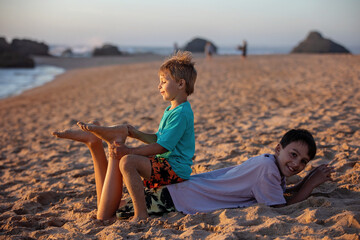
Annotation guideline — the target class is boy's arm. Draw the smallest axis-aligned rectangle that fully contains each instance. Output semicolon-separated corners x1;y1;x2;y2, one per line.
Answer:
284;164;334;205
114;143;168;157
127;125;157;144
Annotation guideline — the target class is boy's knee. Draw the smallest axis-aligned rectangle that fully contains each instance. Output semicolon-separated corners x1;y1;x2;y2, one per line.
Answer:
119;154;135;172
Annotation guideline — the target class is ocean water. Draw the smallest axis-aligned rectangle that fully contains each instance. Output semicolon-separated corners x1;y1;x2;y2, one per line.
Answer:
50;44;360;57
49;44;293;57
0;66;65;99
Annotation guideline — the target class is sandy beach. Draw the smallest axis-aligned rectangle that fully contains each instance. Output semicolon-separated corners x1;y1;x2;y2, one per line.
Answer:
0;54;359;239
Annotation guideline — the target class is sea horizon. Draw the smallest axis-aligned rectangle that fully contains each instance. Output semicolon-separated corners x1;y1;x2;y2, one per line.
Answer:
48;44;295;58
49;43;360;57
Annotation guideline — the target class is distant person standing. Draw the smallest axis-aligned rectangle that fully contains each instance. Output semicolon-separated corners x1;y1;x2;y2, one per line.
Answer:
238;40;248;58
173;42;179;53
204;42;215;59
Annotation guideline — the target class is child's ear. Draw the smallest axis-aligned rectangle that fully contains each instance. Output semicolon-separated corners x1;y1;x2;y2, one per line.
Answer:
275;143;281;155
178;79;186;89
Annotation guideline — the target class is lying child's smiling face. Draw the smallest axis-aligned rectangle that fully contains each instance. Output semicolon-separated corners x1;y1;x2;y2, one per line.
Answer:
275;141;310;177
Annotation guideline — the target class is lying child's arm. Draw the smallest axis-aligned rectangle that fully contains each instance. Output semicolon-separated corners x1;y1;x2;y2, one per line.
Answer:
285;165;324;193
285;164;335;205
127;125;157;144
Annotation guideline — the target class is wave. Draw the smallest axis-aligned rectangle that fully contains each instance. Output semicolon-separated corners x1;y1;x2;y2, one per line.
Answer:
0;66;65;99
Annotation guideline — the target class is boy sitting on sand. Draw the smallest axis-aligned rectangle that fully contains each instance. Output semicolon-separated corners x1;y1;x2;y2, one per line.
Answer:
115;129;335;218
52;51;197;222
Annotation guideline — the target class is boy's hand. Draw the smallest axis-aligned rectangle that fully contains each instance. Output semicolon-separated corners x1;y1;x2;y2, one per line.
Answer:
125;125;157;144
307;164;335;188
108;143;130;160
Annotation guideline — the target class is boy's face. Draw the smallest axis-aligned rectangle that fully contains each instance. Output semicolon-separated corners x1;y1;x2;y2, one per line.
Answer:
274;141;310;177
158;71;182;101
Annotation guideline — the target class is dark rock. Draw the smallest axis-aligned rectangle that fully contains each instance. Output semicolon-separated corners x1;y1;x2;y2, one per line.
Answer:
61;48;73;57
184;38;217;53
92;44;122;56
291;31;351;54
0;37;10;52
0;38;35;68
10;38;49;56
0;51;35;68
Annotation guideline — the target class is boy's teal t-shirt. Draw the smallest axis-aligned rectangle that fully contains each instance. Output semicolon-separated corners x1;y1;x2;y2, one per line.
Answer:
156;101;195;179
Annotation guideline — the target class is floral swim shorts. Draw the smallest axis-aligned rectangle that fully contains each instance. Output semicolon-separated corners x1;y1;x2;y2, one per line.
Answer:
143;156;185;189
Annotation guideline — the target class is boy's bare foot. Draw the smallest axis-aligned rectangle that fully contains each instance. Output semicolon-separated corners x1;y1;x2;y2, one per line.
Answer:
52;121;101;146
77;122;128;145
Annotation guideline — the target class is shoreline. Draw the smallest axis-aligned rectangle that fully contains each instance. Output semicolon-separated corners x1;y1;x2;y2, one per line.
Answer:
0;65;65;100
1;52;210;101
0;54;169;101
0;53;355;103
33;53;168;70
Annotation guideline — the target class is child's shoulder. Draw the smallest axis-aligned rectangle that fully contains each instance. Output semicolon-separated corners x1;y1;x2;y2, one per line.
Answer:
178;101;192;109
168;102;193;115
248;154;278;170
250;153;274;161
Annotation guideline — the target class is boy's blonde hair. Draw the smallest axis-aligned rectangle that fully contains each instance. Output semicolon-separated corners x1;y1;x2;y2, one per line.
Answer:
159;51;197;96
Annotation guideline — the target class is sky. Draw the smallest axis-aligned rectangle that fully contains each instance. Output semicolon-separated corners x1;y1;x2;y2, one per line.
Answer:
0;0;359;51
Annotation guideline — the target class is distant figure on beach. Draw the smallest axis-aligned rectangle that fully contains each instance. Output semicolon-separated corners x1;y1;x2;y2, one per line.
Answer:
173;42;179;53
115;129;335;219
204;41;215;59
238;40;248;58
52;51;197;222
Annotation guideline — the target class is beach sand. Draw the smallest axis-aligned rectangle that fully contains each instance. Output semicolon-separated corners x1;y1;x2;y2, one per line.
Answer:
0;54;359;239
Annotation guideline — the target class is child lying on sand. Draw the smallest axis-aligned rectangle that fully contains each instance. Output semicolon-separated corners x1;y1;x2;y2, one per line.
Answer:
115;129;335;219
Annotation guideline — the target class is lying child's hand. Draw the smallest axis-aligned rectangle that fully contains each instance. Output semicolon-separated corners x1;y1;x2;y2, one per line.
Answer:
307;164;335;188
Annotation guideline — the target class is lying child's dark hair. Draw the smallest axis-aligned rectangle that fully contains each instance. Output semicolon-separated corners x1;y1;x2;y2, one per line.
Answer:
280;129;317;160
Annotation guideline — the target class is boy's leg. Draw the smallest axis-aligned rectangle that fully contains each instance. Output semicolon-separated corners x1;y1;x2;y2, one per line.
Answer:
77;122;128;145
119;154;152;222
52;125;108;206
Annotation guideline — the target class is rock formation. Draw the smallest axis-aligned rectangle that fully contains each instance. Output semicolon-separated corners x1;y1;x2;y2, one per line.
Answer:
10;39;49;56
0;38;9;52
184;38;217;53
291;31;351;54
92;44;122;56
0;51;35;68
0;37;35;68
61;48;73;57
